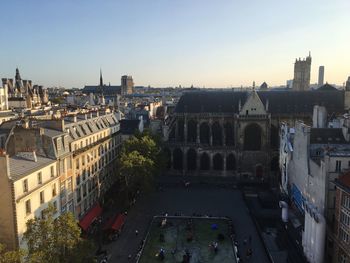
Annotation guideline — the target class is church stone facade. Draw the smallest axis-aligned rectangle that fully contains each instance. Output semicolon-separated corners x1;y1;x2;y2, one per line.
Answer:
163;86;346;182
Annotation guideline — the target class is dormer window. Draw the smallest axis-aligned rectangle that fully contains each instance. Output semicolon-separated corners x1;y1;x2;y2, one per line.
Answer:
56;138;62;151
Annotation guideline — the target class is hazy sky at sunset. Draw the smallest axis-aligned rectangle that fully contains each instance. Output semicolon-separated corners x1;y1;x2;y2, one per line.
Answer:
1;0;349;88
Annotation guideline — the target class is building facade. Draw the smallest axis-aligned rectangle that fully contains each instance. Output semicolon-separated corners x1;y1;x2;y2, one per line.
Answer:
1;68;48;109
164;86;346;182
293;53;312;91
0;124;61;250
328;173;350;263
121;75;134;95
0;109;122;250
280;112;350;263
318;66;325;87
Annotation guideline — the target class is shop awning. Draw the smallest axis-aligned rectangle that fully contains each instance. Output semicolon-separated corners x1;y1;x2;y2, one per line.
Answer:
79;203;103;231
111;214;126;231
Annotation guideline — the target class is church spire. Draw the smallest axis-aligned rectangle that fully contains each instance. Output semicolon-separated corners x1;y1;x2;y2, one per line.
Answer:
99;68;103;87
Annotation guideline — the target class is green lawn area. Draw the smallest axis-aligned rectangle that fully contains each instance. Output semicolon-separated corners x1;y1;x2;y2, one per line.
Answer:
138;217;237;263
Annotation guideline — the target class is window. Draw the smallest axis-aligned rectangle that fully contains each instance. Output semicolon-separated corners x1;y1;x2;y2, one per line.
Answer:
82;170;86;181
77;188;81;202
342;194;350;210
39;191;45;204
37;172;42;185
339;227;349;243
52;183;57;197
25;199;31;215
336;160;342;172
56;138;62;151
51;166;55;178
67;157;72;169
82;156;85;166
52;201;58;213
67;177;72;193
340;210;350;226
339;251;348;263
76;159;80;170
23;179;28;193
76;175;81;185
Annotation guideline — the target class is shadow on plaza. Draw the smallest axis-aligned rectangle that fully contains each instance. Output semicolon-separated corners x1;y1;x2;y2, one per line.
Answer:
243;189;308;263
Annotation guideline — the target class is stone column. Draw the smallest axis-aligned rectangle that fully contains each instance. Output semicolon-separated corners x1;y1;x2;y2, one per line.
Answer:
175;121;179;142
223;155;227;171
196;151;200;172
209;119;213;146
183;148;187;172
184;116;188;143
222;119;226;146
209;152;213;170
196;122;200;144
170;151;174;170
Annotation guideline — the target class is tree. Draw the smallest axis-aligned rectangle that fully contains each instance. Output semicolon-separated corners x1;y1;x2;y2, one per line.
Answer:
23;205;95;263
0;243;24;263
117;131;168;204
118;150;154;192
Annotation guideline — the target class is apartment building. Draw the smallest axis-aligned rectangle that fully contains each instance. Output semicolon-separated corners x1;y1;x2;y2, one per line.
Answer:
63;110;122;218
279;110;350;263
0;109;122;249
327;172;350;263
0;123;61;250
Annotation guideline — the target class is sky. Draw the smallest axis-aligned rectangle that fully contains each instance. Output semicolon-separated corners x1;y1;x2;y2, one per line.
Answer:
0;0;349;88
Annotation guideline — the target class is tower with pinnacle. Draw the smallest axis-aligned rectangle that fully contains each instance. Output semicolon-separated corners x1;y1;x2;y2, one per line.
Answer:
293;52;312;91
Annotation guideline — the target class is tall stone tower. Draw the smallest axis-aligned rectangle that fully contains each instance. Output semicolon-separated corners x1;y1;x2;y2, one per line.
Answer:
318;66;324;87
121;75;134;96
345;76;350;111
293;53;312;91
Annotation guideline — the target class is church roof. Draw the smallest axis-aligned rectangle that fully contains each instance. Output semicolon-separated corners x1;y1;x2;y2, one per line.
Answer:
174;89;345;115
317;83;338;91
174;91;247;113
82;85;121;95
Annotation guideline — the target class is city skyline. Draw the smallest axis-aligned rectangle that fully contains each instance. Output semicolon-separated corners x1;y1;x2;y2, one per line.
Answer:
1;0;349;88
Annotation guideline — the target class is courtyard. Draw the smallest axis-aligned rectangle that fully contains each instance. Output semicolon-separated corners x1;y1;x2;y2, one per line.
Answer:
138;216;237;263
104;182;269;263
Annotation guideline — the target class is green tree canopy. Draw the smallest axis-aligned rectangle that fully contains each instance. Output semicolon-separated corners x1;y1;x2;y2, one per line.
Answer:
117;130;168;199
23;205;95;263
0;243;24;263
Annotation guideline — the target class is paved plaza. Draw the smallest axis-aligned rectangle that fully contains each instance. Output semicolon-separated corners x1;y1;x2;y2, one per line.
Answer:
105;185;269;263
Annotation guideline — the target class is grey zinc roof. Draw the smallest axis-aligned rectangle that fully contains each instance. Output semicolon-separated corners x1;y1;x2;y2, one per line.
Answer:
9;155;56;181
42;128;65;138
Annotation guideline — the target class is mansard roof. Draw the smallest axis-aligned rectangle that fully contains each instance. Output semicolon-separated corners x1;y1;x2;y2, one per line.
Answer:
174;89;345;115
310;128;347;144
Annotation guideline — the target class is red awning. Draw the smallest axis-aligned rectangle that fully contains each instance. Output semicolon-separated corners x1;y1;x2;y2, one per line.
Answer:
111;214;126;231
79;203;103;231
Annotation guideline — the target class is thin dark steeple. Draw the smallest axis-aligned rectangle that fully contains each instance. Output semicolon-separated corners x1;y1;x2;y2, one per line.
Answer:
99;68;103;87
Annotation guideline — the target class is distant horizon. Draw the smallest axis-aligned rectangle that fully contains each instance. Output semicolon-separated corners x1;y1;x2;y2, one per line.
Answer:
1;1;349;88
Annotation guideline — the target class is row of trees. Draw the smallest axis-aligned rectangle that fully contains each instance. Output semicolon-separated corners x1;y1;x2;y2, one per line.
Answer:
1;130;167;262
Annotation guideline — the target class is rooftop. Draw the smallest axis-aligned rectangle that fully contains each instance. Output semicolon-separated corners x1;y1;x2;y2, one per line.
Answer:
310;128;347;144
174;89;345;115
9;155;56;181
335;172;350;193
